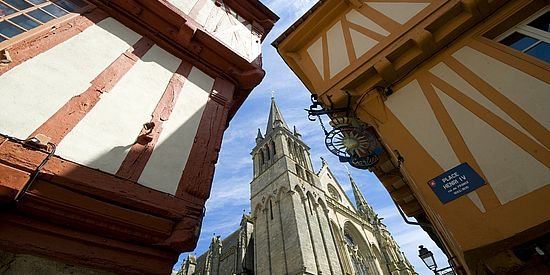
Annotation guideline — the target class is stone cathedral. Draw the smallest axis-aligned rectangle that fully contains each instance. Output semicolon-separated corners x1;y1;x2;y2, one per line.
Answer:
179;98;415;275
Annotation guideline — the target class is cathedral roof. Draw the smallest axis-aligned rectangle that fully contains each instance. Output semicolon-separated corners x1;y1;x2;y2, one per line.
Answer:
265;96;290;134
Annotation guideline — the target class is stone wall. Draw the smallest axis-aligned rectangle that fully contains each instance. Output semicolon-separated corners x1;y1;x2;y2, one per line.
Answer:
0;251;114;275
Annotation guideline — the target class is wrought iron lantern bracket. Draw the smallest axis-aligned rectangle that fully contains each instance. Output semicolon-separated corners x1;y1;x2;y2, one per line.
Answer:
305;91;383;170
305;92;351;122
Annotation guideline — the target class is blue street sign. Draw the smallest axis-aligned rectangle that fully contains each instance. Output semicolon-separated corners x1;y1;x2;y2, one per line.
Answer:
427;163;485;204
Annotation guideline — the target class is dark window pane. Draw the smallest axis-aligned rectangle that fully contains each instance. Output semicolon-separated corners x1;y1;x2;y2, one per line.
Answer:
0;20;24;37
53;0;86;12
526;42;550;63
0;2;17;16
0;35;6;42
10;14;40;30
42;4;67;17
500;32;538;51
28;8;54;23
528;11;550;33
3;0;32;10
27;0;47;4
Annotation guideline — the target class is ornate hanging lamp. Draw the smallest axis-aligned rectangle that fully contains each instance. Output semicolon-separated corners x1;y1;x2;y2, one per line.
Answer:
306;92;383;170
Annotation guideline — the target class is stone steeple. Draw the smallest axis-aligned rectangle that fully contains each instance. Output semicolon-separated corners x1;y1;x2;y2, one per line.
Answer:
186;98;416;275
265;96;289;134
250;96;330;275
252;96;313;180
348;171;378;224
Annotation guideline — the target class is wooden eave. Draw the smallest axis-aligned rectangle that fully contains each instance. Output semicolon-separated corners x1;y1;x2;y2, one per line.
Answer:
275;0;507;102
91;0;277;118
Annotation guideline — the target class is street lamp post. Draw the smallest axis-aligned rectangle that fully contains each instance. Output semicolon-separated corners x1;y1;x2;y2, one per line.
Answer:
418;245;455;275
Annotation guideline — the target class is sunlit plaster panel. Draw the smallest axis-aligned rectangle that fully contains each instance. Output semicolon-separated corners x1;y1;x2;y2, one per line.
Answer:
139;67;214;195
307;37;324;79
345;9;389;37
166;0;198;15
349;29;378;58
429;63;540;145
366;2;429;25
386;80;460;171
452;47;550;131
436;90;550;204
327;21;349;78
170;0;261;63
0;18;141;139
57;45;181;174
193;0;216;27
203;2;261;62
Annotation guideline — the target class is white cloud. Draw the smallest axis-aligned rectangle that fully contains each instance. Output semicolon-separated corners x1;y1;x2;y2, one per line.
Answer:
376;205;401;221
262;0;317;24
206;174;251;211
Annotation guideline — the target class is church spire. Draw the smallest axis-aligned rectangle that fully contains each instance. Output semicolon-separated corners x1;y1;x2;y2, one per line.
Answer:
266;96;289;134
348;170;378;223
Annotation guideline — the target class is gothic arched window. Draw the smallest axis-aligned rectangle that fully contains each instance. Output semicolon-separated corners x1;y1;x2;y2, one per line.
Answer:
260;150;265;164
344;230;370;275
271;140;276;157
327;185;341;202
265;144;271;160
293;142;300;163
287;139;293;157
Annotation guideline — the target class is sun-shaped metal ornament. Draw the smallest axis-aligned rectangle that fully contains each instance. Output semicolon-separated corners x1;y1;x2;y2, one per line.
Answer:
304;90;383;170
324;121;382;169
325;126;373;158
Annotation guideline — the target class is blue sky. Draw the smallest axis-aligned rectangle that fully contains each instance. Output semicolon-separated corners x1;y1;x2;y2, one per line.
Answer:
175;1;448;274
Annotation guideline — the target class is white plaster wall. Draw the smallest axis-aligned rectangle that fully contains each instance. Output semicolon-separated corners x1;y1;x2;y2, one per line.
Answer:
0;18;141;139
57;45;181;174
366;2;429;25
327;21;349;78
166;0;199;15
139;66;214;195
386;80;460;170
346;9;389;36
386;80;486;211
436;90;550;204
350;29;378;58
453;46;550;131
307;37;325;78
429;62;541;146
167;0;261;62
193;0;216;27
202;3;261;62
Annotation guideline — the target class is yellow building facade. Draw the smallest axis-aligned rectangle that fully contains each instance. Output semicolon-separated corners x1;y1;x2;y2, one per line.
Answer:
274;0;549;274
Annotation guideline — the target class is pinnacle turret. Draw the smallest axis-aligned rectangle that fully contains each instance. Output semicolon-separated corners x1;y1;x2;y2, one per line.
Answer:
320;157;328;168
256;128;264;144
293;125;302;139
348;171;378;223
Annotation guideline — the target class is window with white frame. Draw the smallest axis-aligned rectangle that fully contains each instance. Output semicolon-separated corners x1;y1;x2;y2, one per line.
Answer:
0;0;90;46
497;7;550;63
